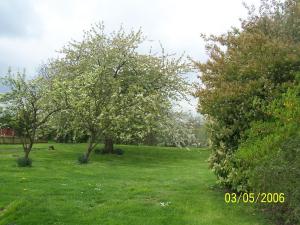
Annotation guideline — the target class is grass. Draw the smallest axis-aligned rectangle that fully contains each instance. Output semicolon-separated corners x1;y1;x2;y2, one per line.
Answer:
0;143;271;225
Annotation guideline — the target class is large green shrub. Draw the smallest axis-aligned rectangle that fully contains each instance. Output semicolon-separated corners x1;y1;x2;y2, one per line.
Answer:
236;83;300;224
196;1;300;223
196;0;300;188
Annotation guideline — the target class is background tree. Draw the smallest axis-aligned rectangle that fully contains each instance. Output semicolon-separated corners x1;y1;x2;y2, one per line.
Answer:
153;111;207;147
0;105;14;129
50;23;190;162
0;70;62;166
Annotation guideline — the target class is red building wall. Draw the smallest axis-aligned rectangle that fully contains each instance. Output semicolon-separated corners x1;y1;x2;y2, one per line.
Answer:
0;128;15;137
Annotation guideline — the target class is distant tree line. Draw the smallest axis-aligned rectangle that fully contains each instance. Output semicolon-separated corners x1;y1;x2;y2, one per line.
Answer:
48;111;207;148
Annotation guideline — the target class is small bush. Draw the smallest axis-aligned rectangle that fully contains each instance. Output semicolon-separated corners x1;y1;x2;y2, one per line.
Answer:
94;148;124;155
101;149;110;154
94;148;103;154
114;148;124;155
17;157;32;167
78;154;89;164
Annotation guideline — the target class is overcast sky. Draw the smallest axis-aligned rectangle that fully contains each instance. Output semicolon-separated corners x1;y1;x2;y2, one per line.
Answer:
0;0;261;113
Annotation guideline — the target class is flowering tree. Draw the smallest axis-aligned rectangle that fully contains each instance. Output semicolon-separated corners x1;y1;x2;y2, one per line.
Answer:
0;70;62;166
51;23;190;162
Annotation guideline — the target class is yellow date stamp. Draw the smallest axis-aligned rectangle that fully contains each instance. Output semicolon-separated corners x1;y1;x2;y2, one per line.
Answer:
224;192;285;204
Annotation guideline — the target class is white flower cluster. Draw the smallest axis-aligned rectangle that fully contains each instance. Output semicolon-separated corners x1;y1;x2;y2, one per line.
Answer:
159;201;171;207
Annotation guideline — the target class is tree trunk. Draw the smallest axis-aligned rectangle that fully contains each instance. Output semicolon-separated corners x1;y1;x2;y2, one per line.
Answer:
104;137;114;154
24;149;30;159
85;143;93;159
85;135;95;159
24;142;33;159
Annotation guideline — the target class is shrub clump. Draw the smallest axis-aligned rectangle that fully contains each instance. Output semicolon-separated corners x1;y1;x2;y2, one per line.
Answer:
78;154;89;164
94;147;124;155
114;148;124;155
94;148;103;154
17;157;32;167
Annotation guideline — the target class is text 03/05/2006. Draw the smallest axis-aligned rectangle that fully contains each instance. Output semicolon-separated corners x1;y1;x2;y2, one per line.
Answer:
224;192;285;204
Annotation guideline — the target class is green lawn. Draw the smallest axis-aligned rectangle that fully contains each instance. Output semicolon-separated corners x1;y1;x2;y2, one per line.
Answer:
0;144;271;225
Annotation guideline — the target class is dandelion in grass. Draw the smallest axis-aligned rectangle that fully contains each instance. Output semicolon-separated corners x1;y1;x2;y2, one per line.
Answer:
94;184;102;191
160;201;171;207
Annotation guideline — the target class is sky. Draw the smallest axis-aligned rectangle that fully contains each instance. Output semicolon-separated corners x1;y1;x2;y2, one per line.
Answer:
0;0;262;114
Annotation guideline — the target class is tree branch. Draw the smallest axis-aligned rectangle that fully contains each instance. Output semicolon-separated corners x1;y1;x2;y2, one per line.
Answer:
37;108;61;127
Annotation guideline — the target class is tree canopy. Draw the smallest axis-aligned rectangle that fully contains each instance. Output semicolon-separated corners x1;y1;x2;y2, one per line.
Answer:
49;23;190;160
0;69;62;163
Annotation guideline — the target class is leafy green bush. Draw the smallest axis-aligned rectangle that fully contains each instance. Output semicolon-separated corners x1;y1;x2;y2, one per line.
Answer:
99;148;110;154
17;157;32;167
196;0;300;190
95;148;124;155
114;148;124;155
94;148;103;154
235;85;300;224
195;1;300;222
78;154;89;164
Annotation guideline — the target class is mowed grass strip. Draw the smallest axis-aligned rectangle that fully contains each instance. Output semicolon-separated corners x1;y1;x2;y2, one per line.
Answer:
0;144;270;225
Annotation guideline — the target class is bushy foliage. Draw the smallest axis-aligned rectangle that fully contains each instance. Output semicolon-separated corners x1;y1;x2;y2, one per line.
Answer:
235;82;300;224
196;0;300;187
17;157;32;167
94;148;103;154
48;145;55;150
114;148;124;155
96;147;124;155
195;1;300;223
78;154;89;164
